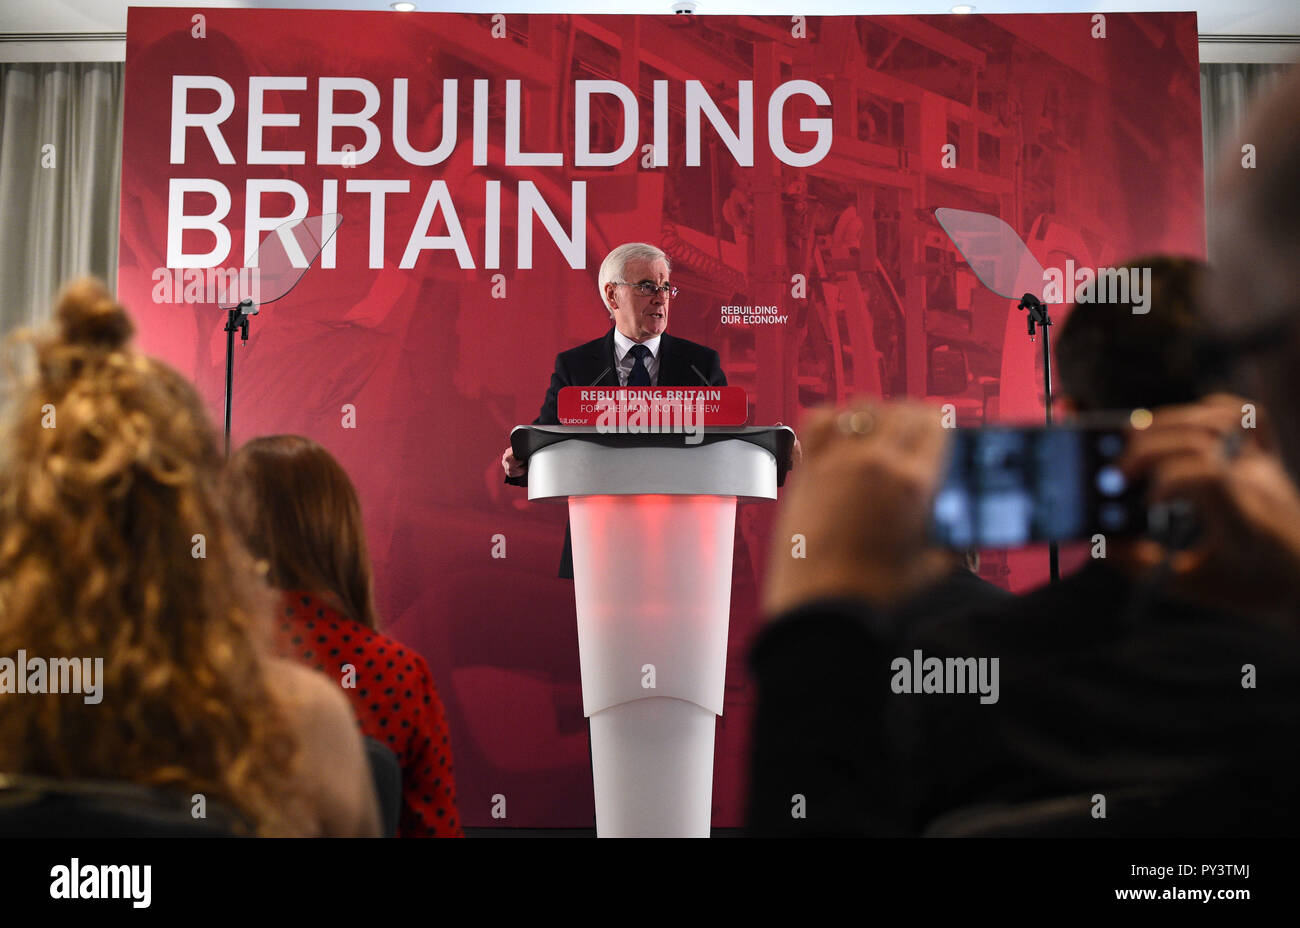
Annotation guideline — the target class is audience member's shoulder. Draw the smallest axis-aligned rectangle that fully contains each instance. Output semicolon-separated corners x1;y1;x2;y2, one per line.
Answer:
899;564;1102;656
888;566;1012;638
366;625;435;684
752;597;885;668
986;559;1129;627
373;630;437;694
264;658;362;764
264;657;380;837
934;558;1300;659
1021;558;1125;601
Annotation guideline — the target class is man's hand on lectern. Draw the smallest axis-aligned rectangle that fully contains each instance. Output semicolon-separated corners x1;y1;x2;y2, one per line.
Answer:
764;402;950;618
502;446;526;479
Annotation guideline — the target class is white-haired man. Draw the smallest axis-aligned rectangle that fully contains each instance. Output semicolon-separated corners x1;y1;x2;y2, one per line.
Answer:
499;242;729;577
501;241;727;474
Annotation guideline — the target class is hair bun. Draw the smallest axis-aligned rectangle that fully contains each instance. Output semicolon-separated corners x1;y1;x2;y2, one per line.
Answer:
55;277;134;349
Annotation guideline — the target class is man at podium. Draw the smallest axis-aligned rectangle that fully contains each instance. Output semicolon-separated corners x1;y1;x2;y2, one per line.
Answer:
500;241;729;577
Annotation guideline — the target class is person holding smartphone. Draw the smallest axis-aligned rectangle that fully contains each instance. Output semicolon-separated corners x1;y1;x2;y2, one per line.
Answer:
748;248;1300;835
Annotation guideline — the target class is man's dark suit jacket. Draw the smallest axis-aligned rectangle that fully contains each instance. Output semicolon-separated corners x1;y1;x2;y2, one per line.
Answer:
747;560;1300;836
505;328;727;577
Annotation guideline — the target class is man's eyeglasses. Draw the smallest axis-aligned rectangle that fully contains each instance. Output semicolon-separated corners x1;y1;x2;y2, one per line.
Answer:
613;281;679;299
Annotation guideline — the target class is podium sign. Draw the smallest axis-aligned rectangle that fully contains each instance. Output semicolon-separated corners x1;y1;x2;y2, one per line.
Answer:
556;386;748;427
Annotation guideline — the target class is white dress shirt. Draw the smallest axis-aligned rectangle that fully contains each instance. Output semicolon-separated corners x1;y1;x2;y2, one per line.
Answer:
613;330;662;386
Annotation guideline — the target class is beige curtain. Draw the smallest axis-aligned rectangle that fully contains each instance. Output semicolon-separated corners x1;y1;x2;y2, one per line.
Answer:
1201;62;1288;254
0;61;123;336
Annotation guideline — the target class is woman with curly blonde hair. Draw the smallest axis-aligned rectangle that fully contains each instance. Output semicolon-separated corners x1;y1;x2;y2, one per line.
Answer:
0;279;379;837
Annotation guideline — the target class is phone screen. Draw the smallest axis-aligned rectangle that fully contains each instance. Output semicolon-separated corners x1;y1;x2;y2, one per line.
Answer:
929;424;1145;547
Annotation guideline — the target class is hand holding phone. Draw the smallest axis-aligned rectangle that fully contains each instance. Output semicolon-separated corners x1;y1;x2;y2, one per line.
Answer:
1121;394;1300;608
765;403;952;616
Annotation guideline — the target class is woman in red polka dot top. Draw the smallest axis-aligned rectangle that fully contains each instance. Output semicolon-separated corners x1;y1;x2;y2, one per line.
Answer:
227;435;462;837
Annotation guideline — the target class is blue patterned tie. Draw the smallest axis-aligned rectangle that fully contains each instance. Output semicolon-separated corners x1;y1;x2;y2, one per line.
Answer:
627;344;652;386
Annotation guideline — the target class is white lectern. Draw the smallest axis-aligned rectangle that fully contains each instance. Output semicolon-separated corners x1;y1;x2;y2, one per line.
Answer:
510;425;795;838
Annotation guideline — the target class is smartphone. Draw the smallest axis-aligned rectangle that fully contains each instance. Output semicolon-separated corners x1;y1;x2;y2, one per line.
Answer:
929;423;1146;548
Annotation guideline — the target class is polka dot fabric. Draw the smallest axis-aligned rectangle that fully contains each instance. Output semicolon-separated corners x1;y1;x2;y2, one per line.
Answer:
275;591;463;838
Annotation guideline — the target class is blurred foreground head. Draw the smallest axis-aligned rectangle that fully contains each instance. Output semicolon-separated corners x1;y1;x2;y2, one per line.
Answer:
0;279;304;834
225;434;380;630
1207;66;1300;472
1055;256;1210;412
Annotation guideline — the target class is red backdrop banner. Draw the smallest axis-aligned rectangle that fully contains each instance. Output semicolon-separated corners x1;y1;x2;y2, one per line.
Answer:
118;7;1204;826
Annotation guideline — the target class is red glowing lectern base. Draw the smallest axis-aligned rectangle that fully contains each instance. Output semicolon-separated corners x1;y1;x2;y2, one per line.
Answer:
510;426;795;837
570;494;734;837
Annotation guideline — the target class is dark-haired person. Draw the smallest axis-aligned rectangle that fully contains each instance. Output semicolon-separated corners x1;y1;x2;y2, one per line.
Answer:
747;255;1300;836
1124;66;1300;615
1054;255;1216;414
0;280;380;837
226;435;462;837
